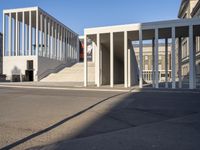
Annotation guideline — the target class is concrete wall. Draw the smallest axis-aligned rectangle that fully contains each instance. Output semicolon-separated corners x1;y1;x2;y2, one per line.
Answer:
2;55;76;82
37;56;71;81
101;44;110;85
99;43;125;85
114;57;124;84
128;41;139;86
3;56;37;81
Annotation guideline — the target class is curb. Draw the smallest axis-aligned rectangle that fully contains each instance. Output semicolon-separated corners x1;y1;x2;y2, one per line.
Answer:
0;84;130;92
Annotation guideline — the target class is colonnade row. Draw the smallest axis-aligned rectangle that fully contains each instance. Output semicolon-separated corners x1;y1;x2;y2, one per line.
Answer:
3;8;79;61
84;25;197;89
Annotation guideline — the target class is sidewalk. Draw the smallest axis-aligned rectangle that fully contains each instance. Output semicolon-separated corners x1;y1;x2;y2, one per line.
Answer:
0;82;132;92
0;82;200;93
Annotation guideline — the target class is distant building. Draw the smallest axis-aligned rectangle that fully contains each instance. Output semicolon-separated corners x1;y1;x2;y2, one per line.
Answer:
178;0;200;87
134;43;172;83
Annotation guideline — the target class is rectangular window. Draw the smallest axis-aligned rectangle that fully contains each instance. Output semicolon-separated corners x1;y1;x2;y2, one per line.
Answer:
145;65;148;70
27;60;33;70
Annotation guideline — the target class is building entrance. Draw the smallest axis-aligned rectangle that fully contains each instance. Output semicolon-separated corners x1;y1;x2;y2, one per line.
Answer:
25;60;34;81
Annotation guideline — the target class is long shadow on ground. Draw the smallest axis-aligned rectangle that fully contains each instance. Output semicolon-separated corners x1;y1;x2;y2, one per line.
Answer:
28;90;200;150
0;92;126;150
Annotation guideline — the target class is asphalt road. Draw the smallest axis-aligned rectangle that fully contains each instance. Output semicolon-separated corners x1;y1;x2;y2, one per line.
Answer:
0;87;200;150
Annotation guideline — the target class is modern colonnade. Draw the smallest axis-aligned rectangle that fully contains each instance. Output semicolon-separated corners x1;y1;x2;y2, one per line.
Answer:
2;7;79;62
84;18;200;89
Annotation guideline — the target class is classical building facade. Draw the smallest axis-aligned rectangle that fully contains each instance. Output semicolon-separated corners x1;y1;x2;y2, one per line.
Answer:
178;0;200;87
134;43;172;83
2;7;79;81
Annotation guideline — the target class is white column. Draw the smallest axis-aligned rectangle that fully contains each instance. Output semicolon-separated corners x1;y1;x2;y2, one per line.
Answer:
35;10;39;81
48;18;50;58
74;35;76;60
60;27;63;60
44;16;47;57
76;36;78;60
152;38;155;87
128;41;131;87
53;22;55;59
8;13;12;56
29;11;32;56
110;32;114;87
58;25;61;60
40;13;43;57
165;38;169;88
189;25;196;89
62;28;66;61
75;36;77;60
3;12;5;57
139;29;143;88
36;10;39;56
71;33;73;60
92;42;95;63
69;32;72;62
84;34;88;87
155;28;159;88
124;31;128;88
63;30;65;61
71;34;73;60
66;31;68;61
74;35;75;60
72;33;73;60
178;37;182;88
63;29;66;61
67;31;69;61
62;28;64;61
22;11;25;56
171;27;176;89
58;25;60;60
51;20;53;59
97;34;101;87
25;24;28;55
55;23;57;59
15;12;18;56
75;35;77;60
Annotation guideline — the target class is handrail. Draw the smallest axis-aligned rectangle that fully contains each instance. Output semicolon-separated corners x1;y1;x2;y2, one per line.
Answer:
38;61;76;80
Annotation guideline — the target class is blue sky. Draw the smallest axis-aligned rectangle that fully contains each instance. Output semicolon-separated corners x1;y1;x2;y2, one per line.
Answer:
0;0;181;35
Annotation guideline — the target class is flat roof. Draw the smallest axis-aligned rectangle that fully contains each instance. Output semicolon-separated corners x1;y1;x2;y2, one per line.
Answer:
3;6;78;36
84;17;200;34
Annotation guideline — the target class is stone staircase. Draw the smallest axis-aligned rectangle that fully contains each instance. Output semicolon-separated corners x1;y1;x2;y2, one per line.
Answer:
41;62;95;82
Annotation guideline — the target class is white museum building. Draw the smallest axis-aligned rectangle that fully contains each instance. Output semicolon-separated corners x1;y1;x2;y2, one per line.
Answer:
2;0;200;89
84;18;200;89
2;7;79;82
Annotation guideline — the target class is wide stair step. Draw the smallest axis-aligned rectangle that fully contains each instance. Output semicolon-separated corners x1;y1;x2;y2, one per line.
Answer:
41;62;95;82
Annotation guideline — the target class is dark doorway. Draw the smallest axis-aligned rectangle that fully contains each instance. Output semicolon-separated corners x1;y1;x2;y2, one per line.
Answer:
25;60;34;81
